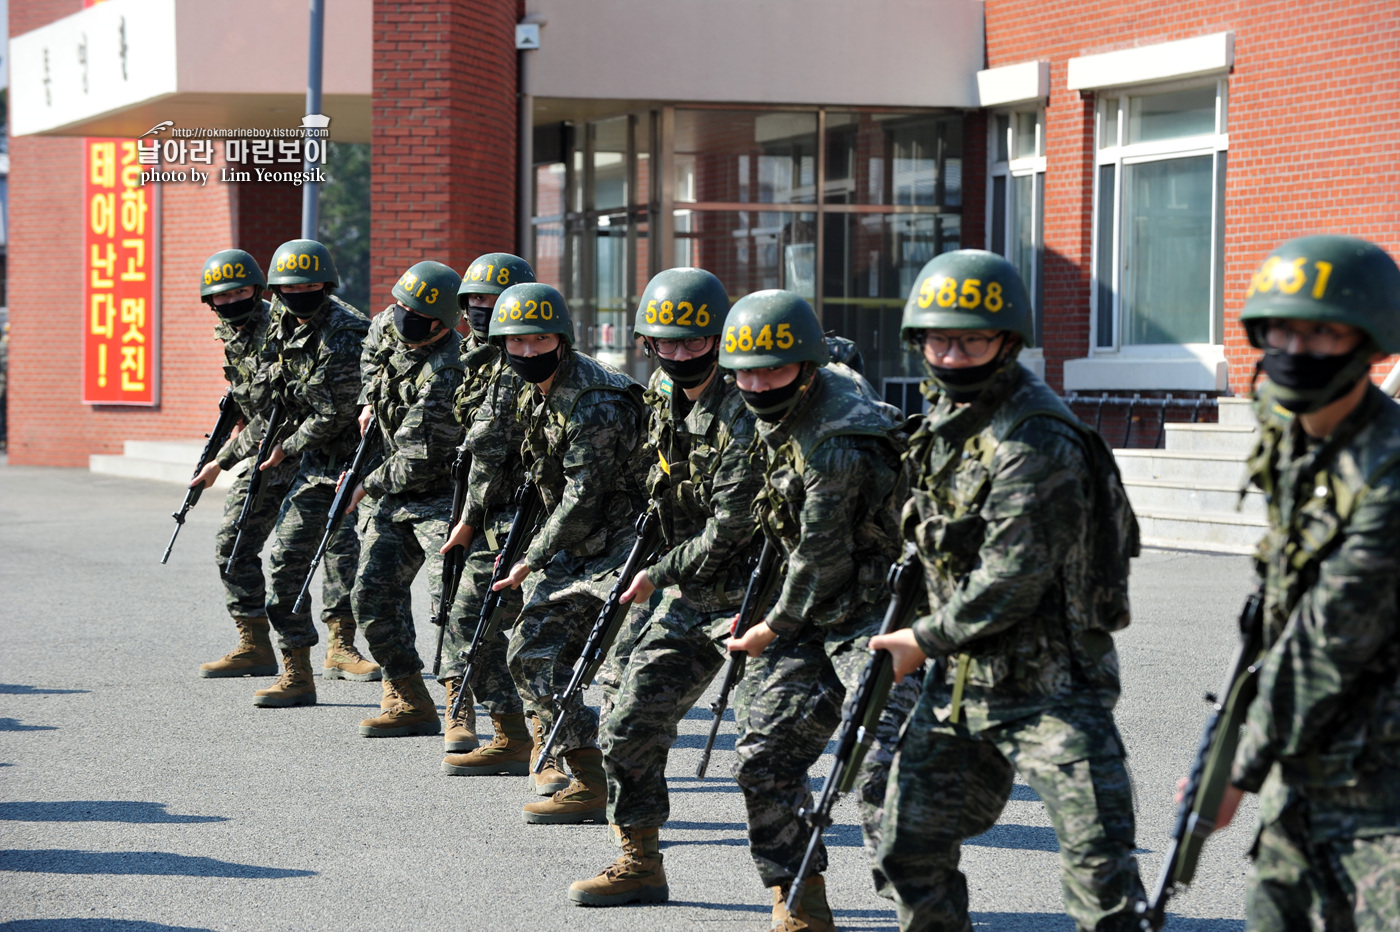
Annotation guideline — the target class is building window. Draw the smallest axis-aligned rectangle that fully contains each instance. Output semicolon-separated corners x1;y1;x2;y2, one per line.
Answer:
987;109;1045;345
1092;80;1228;349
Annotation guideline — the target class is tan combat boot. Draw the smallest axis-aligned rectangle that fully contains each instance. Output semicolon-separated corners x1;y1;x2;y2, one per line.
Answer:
322;617;380;681
442;677;478;752
199;616;278;678
568;825;669;906
359;674;441;737
252;648;316;707
442;713;531;775
522;746;607;824
770;875;837;932
529;716;571;795
379;677;401;710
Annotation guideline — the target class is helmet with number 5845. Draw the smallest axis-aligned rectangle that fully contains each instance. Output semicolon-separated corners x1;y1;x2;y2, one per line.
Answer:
489;282;574;343
901;250;1033;346
634;268;729;339
718;289;829;370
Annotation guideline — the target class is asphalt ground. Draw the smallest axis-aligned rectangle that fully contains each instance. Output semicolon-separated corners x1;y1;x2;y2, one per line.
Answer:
0;459;1254;932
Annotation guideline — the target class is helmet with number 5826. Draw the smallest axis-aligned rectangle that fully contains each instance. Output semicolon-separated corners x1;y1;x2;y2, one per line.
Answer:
489;282;574;344
901;250;1033;346
199;249;265;302
718;290;829;370
267;238;339;289
634;268;729;339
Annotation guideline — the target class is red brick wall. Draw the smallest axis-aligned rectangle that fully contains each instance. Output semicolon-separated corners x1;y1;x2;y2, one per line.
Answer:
371;0;519;302
985;0;1400;393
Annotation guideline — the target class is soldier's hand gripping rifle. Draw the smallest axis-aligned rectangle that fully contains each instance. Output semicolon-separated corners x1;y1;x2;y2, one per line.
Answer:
291;414;380;613
222;400;286;577
1137;587;1265;931
787;545;923;913
695;536;781;780
431;443;472;676
449;481;542;722
161;389;240;564
534;509;662;771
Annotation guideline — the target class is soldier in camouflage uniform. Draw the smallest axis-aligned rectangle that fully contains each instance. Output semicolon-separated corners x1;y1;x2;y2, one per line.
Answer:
870;250;1144;932
185;249;297;679
487;282;648;824
721;290;919;932
437;254;538;777
1196;236;1400;932
568;268;763;906
347;261;466;738
216;239;372;708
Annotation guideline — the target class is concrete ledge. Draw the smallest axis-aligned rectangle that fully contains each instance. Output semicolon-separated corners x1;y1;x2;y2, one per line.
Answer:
1064;346;1228;392
1067;32;1234;91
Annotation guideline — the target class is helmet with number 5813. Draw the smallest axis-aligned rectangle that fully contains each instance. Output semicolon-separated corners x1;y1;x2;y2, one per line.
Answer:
901;250;1033;346
718;289;829;370
634;268;729;339
392;260;463;329
489;282;573;343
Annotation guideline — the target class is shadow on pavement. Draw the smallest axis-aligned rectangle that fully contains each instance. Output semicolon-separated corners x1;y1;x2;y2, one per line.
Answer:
0;684;90;695
966;823;1060;852
1008;784;1041;802
967;913;1243;930
672;733;735;751
0;922;215;932
0;802;228;824
0;719;57;732
0;850;315;878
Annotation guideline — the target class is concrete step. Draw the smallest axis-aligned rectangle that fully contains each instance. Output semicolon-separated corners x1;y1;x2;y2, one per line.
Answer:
1162;422;1258;456
122;439;220;465
1123;479;1265;520
1114;449;1250;488
1135;509;1264;555
1217;396;1255;428
90;443;236;489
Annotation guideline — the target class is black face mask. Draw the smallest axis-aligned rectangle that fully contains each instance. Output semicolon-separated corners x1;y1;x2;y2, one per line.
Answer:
507;347;562;384
214;295;261;326
393;305;438;343
928;357;1006;404
280;289;325;318
1260;349;1370;413
656;348;717;389
468;305;493;338
740;375;806;423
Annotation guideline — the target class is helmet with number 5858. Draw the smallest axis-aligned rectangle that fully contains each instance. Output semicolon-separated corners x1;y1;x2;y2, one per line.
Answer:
718;289;829;370
634;268;729;339
901;250;1033;346
489;282;574;343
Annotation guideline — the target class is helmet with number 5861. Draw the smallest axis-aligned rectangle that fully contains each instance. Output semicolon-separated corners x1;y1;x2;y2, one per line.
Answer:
901;250;1033;346
718;290;829;370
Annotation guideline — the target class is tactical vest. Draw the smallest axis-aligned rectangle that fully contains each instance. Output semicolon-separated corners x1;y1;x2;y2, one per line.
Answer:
271;298;370;460
217;301;275;419
372;331;465;444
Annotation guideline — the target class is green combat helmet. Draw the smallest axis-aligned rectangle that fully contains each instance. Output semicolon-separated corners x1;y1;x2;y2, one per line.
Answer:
459;253;536;302
267;238;339;289
490;282;574;344
392;261;464;330
901;249;1033;346
717;289;829;370
634;267;729;339
200;249;265;302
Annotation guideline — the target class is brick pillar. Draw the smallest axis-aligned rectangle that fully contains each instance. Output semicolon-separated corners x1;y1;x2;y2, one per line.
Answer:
371;0;519;302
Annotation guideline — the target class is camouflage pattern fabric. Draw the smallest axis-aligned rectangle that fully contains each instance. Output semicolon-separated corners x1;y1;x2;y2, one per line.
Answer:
882;361;1144;931
438;510;524;716
212;301;279;470
357;307;398;405
214;455;298;616
265;462;361;647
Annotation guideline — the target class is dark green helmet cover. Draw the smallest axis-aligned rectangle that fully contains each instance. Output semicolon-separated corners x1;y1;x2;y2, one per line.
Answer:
459;253;536;304
200;249;265;301
902;249;1033;347
267;239;339;288
634;267;729;339
718;290;829;370
392;260;463;329
490;282;573;344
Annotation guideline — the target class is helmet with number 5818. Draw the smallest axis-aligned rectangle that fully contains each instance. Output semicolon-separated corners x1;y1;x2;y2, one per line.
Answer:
901;250;1033;346
718;289;829;370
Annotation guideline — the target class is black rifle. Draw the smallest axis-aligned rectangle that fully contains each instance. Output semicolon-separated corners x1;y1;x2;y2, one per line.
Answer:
222;401;286;577
787;546;923;912
534;509;662;771
431;443;473;676
292;414;380;613
1138;588;1265;930
161;389;240;564
450;482;542;722
695;537;782;780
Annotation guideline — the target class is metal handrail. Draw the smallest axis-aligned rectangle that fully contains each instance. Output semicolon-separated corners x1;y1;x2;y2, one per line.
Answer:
1063;392;1220;449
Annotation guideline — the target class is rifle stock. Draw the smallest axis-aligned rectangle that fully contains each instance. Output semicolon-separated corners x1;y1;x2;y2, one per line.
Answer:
534;509;661;772
222;401;286;577
292;414;379;614
1138;588;1265;930
695;537;781;780
431;442;472;677
162;389;240;564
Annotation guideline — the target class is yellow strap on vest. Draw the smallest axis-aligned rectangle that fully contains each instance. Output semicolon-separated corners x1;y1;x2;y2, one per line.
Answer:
949;653;971;724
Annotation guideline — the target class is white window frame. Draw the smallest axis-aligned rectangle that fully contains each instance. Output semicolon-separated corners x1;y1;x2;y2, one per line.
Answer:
987;108;1046;361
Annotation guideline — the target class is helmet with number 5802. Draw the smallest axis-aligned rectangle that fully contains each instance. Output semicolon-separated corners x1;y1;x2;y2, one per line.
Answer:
489;282;574;344
199;249;265;302
718;290;829;370
901;250;1033;346
634;268;729;339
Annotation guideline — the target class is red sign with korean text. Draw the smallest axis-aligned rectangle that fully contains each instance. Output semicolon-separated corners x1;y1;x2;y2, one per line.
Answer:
81;138;158;405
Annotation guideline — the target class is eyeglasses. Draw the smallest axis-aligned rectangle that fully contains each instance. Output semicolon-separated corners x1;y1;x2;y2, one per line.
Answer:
650;336;712;354
916;330;1004;358
1261;320;1359;356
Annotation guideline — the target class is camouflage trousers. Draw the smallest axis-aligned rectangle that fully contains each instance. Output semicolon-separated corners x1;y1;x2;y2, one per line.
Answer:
733;610;920;892
350;493;450;682
600;588;728;828
506;541;633;758
876;684;1143;932
265;458;360;650
214;455;298;618
438;508;523;716
1247;805;1400;932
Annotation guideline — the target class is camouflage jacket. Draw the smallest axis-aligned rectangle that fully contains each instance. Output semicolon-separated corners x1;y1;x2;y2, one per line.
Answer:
517;349;647;569
213;300;279;470
643;367;764;613
361;329;465;502
458;337;528;537
358;307;398;406
1232;383;1400;840
904;363;1114;733
754;365;904;639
